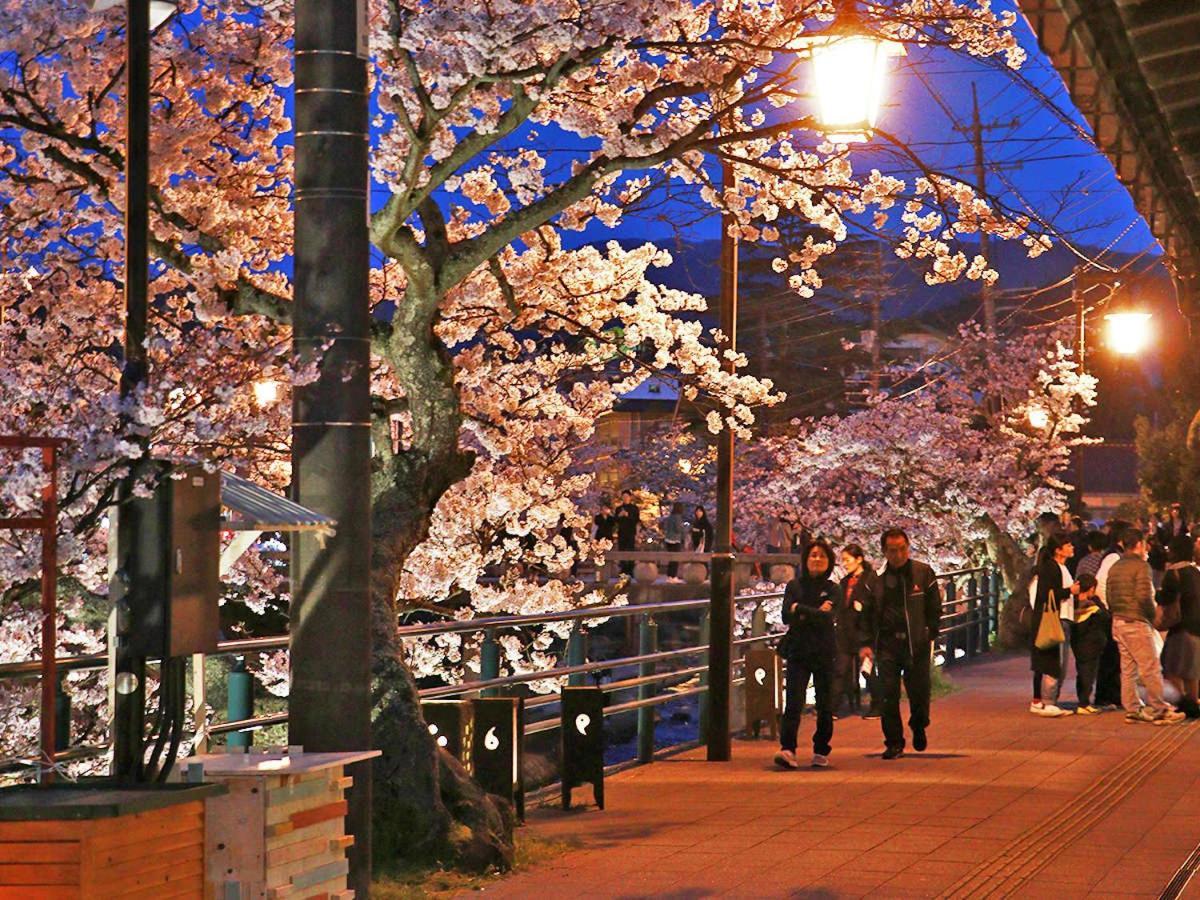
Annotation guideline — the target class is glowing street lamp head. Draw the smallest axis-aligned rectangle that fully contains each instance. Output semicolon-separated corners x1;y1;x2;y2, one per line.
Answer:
84;1;178;31
809;4;903;143
1105;311;1152;356
1027;406;1049;430
253;378;280;408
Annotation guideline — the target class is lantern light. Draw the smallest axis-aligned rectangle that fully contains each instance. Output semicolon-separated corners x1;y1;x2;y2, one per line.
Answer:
1103;281;1153;356
808;2;905;143
1027;406;1049;430
84;1;179;31
253;378;280;408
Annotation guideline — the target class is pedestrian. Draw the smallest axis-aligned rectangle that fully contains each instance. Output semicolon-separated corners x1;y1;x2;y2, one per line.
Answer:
1158;503;1189;545
857;528;942;759
767;514;792;555
691;505;714;553
1071;574;1107;714
1107;528;1186;725
837;544;880;718
790;519;811;555
1075;530;1108;581
1028;533;1077;717
615;490;640;576
1093;523;1131;709
774;539;841;770
1158;534;1200;718
593;500;616;544
661;501;687;580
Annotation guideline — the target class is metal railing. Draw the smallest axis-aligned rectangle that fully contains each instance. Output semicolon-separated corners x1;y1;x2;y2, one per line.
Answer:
0;566;1001;776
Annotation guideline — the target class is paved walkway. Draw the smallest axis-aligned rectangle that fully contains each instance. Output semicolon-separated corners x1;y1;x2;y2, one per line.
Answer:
477;654;1200;898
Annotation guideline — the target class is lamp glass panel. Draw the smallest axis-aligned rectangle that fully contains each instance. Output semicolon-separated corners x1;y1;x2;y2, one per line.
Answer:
812;35;889;143
1105;312;1151;355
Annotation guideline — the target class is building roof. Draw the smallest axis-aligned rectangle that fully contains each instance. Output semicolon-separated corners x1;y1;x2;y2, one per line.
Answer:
220;471;336;534
1018;0;1200;314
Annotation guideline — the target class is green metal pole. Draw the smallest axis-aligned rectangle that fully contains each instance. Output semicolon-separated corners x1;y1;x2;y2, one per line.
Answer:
637;616;658;764
481;630;500;697
567;626;587;688
699;610;710;742
227;658;253;749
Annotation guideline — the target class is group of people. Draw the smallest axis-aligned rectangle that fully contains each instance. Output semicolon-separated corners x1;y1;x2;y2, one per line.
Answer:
593;492;716;577
773;527;941;768
1029;510;1200;725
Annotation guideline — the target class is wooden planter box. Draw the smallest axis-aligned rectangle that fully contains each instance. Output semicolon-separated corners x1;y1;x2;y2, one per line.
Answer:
191;749;379;900
0;782;224;899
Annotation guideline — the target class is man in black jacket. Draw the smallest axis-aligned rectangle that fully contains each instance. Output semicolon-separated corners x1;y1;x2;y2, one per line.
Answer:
858;528;942;760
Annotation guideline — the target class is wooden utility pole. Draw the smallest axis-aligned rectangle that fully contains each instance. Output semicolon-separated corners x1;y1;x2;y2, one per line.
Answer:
291;0;373;892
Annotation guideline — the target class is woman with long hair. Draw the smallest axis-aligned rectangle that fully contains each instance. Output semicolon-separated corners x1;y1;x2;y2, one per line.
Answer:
1030;533;1078;717
775;538;841;769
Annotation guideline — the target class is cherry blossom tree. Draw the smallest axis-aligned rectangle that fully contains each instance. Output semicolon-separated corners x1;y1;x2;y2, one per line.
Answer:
1;0;1051;869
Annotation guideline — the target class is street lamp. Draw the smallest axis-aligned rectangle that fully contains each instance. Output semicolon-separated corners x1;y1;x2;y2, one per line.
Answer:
1027;405;1050;430
85;0;178;31
706;1;898;763
253;378;280;408
1104;288;1153;356
809;3;905;143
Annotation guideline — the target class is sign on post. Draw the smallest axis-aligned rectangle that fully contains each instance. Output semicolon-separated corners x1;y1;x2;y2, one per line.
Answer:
743;648;780;738
422;700;473;771
560;687;604;810
471;697;524;821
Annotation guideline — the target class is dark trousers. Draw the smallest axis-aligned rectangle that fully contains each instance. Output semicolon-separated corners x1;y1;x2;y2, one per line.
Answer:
833;650;862;712
664;541;682;577
1095;619;1122;707
1072;615;1108;707
781;656;834;756
617;538;635;576
876;638;931;751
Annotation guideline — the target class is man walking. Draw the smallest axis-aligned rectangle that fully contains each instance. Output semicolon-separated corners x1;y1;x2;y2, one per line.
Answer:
1107;528;1185;724
858;528;942;759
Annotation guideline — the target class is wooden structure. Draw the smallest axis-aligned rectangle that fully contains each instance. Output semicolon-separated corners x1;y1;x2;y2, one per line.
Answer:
0;436;65;782
0;782;223;898
191;749;379;899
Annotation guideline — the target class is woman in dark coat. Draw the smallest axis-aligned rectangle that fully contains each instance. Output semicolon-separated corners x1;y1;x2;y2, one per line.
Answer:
690;506;714;553
1159;534;1200;717
1030;533;1076;717
775;539;841;770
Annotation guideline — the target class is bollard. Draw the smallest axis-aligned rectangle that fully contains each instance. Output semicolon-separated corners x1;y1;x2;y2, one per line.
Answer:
698;611;710;743
944;579;958;664
54;675;70;752
480;629;500;697
637;615;658;764
567;625;587;688
561;686;605;810
966;574;979;658
422;700;473;769
226;657;253;749
471;697;525;820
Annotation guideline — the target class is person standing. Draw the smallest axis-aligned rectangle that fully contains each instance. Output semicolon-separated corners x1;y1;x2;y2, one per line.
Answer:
857;528;942;760
837;544;880;718
767;514;792;555
691;505;714;553
1071;574;1107;714
614;490;640;576
594;501;617;544
774;539;841;769
1158;534;1200;718
1158;503;1189;545
661;502;687;580
1029;534;1077;717
1093;524;1130;709
1107;528;1185;725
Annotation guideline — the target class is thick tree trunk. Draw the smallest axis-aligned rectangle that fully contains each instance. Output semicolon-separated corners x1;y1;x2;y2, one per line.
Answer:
367;291;514;872
976;514;1034;649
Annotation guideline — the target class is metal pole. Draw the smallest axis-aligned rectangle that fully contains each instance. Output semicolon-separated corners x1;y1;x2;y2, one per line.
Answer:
637;616;658;764
707;157;737;762
39;446;58;781
970;82;995;337
112;0;151;784
567;626;587;688
1074;267;1086;376
292;1;372;891
480;630;500;697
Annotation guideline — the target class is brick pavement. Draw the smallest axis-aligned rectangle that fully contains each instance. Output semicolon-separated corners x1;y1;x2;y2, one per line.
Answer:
473;653;1200;899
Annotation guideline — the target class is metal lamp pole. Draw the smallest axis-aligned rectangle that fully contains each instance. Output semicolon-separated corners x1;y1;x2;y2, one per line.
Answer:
706;157;737;762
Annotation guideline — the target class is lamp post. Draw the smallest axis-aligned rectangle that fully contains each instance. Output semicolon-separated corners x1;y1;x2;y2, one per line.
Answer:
705;0;898;762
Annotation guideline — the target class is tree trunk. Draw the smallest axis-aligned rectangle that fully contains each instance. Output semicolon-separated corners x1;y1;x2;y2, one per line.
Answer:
367;293;514;872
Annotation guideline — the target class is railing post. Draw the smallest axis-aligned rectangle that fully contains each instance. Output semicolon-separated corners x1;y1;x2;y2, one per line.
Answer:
990;567;1000;649
698;610;710;742
637;615;658;764
944;578;958;665
227;657;253;749
979;570;992;652
751;601;766;638
54;673;70;753
567;625;587;688
481;629;500;697
966;573;979;658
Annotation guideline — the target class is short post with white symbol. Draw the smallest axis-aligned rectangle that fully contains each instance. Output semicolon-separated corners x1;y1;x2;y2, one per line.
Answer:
471;697;525;821
561;686;605;810
422;699;473;770
743;647;780;739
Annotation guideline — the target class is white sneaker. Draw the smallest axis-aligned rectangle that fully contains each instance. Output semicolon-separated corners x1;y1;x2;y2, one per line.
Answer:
811;753;830;768
1030;701;1070;717
774;749;799;769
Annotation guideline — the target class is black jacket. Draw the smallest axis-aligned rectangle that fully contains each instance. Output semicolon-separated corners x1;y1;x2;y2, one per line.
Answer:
778;574;841;663
1160;564;1200;637
838;567;880;655
857;559;942;657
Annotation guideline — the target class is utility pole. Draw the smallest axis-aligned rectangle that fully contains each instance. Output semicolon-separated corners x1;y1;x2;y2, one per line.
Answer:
111;0;151;784
291;0;373;893
956;82;1020;337
707;157;736;762
870;240;883;394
